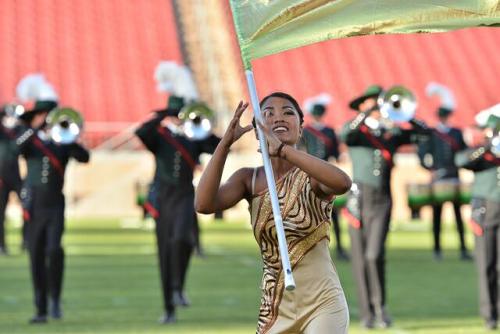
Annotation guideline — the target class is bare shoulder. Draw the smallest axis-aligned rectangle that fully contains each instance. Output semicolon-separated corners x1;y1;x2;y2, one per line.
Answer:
230;167;255;184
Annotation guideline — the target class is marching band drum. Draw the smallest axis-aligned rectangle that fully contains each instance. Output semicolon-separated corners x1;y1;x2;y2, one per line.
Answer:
406;180;472;210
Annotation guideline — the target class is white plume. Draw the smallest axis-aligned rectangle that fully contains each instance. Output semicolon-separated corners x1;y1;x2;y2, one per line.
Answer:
154;61;199;102
426;82;455;110
475;103;500;127
16;73;58;102
303;93;332;113
172;66;199;102
154;61;179;93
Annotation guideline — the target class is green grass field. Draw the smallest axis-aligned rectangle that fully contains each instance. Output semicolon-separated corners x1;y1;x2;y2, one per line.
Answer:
0;217;491;333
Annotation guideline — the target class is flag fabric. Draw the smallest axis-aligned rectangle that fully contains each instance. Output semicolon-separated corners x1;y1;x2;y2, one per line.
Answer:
230;0;500;68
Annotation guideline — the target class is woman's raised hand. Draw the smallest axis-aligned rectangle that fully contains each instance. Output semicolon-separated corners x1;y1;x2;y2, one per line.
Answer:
256;119;283;157
221;101;253;148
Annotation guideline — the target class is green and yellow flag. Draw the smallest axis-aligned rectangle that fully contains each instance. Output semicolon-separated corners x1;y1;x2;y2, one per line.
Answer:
230;0;500;68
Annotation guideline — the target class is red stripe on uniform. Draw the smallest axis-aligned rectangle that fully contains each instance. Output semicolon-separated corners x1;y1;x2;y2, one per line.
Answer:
359;125;393;167
156;127;197;171
342;207;361;229
468;219;483;237
143;202;159;219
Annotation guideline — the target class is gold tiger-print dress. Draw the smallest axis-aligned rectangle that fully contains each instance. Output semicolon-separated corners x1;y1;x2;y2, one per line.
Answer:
249;167;349;334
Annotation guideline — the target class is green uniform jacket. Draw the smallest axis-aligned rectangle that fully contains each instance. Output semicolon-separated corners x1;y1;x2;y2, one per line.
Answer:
135;111;220;190
16;126;90;206
455;147;500;203
301;125;339;161
341;112;427;191
0;124;21;180
417;126;467;180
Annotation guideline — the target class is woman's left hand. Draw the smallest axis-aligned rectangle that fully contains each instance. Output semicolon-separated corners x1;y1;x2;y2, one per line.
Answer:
256;120;283;157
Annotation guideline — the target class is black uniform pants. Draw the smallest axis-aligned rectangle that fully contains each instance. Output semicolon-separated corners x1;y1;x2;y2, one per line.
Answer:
0;176;22;250
432;200;467;252
348;183;392;322
331;210;342;252
156;184;196;313
27;204;65;316
473;199;500;322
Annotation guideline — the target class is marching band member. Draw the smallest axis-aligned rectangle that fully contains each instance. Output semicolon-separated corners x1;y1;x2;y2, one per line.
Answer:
341;85;429;328
301;94;348;261
15;74;90;323
17;99;90;323
136;62;220;324
418;83;471;261
0;105;24;255
196;93;352;334
456;107;500;330
135;94;219;324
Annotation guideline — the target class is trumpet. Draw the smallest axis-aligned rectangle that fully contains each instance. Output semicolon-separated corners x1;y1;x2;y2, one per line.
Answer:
178;102;214;140
378;85;417;123
46;107;84;144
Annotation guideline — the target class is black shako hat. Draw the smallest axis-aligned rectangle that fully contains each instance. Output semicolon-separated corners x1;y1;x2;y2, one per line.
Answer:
20;100;58;122
155;95;185;117
437;107;453;118
349;85;383;111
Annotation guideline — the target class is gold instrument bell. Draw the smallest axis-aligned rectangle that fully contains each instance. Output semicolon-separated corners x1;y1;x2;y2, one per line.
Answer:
46;107;84;144
378;85;417;123
178;102;214;140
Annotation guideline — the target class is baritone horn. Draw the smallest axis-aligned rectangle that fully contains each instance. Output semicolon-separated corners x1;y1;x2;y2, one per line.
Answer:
378;85;417;123
46;107;84;144
178;102;214;140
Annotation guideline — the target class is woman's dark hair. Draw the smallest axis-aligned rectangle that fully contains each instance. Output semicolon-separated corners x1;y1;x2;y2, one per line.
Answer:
252;92;304;128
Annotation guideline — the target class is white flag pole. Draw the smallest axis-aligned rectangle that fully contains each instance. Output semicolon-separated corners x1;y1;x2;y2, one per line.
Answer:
245;69;295;291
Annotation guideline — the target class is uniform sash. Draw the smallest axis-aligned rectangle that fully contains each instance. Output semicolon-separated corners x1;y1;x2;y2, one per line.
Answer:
156;126;197;171
32;137;65;177
359;125;393;167
305;126;334;151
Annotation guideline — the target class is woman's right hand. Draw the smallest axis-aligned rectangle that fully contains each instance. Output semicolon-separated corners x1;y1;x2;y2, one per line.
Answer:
221;101;253;148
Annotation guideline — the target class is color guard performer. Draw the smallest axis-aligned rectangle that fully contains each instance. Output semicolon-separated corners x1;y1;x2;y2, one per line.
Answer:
195;93;351;333
341;85;429;328
455;108;500;330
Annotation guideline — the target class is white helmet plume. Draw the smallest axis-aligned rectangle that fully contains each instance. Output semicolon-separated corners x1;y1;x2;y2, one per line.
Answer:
425;82;455;110
154;61;199;103
16;73;59;102
303;93;332;114
172;66;199;102
475;103;500;127
154;61;179;93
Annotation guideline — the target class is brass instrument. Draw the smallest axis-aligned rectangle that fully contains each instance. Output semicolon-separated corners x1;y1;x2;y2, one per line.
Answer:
46;107;84;144
1;104;25;128
490;135;500;158
378;85;416;123
178;102;214;140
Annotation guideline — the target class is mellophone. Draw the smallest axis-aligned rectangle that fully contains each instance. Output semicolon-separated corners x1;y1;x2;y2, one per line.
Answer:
406;180;471;209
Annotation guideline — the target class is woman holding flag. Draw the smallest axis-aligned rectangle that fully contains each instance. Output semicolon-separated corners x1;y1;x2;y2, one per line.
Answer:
195;93;351;333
